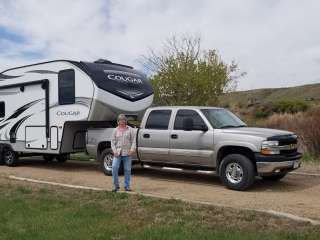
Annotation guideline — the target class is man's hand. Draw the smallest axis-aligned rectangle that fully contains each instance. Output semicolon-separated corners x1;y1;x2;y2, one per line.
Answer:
128;149;135;156
113;152;119;157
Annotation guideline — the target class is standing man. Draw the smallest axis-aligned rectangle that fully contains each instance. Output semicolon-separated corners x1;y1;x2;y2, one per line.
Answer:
111;114;136;192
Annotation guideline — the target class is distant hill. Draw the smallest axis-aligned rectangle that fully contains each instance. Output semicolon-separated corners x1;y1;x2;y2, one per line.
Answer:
219;83;320;107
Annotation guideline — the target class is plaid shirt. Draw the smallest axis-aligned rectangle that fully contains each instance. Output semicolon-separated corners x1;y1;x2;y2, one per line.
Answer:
111;126;136;156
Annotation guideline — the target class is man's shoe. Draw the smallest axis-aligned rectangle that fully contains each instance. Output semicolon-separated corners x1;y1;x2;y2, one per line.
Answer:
125;188;132;192
112;187;120;192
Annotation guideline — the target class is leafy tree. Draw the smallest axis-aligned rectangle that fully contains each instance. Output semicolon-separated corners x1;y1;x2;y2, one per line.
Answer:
141;35;245;106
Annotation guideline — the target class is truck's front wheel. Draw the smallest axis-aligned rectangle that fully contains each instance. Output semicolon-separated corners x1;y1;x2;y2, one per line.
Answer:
219;154;255;191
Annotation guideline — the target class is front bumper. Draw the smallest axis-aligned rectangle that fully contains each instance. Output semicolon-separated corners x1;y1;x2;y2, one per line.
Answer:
255;152;302;175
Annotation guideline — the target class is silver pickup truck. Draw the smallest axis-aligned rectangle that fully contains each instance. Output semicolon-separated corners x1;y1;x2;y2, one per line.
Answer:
86;106;302;190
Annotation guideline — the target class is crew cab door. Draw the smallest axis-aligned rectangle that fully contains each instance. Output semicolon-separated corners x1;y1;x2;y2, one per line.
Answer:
169;109;214;166
138;109;172;163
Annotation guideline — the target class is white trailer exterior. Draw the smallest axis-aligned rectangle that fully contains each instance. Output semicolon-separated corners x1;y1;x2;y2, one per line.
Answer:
0;59;153;165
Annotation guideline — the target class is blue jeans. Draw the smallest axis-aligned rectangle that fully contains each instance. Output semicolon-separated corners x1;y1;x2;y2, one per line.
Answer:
112;156;132;189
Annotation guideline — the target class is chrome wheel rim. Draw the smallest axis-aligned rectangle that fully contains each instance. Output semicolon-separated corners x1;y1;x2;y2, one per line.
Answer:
226;162;244;184
103;153;113;171
4;151;14;165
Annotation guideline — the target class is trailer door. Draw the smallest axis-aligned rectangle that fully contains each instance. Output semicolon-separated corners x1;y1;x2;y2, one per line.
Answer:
23;81;49;150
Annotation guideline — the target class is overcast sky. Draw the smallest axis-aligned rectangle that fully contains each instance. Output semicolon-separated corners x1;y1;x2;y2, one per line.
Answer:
0;0;319;90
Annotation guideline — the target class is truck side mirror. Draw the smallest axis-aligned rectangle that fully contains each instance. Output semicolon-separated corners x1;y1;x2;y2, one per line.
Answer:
182;118;193;131
200;125;208;132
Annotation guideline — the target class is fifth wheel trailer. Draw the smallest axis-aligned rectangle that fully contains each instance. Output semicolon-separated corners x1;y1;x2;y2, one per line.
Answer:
0;59;153;166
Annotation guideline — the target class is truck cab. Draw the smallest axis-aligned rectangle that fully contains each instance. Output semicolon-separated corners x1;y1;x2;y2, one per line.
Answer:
87;106;302;190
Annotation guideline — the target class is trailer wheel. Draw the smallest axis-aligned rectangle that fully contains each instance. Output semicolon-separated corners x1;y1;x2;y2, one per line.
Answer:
100;149;123;176
43;154;54;162
219;154;255;191
0;146;4;165
3;148;19;167
56;154;68;163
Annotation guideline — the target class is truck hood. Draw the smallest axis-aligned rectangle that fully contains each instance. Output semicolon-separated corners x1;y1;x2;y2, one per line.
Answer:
221;127;293;139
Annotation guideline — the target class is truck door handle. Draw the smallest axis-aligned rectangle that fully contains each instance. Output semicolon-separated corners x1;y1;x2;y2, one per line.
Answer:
171;134;178;139
143;133;150;138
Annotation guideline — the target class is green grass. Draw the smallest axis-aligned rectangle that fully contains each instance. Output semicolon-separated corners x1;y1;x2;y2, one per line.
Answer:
0;179;319;240
70;152;93;161
301;153;320;165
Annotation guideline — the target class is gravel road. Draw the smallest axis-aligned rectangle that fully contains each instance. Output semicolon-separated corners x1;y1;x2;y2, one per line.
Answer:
1;158;320;221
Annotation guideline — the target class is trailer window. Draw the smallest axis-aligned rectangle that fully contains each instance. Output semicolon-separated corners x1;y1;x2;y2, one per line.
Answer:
145;110;171;130
58;69;75;105
0;102;5;117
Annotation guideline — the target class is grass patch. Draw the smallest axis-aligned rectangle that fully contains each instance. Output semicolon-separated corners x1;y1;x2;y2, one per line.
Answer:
0;178;319;240
302;153;320;164
70;152;93;161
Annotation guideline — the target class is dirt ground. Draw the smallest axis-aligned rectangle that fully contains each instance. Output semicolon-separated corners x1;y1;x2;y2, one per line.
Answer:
1;158;320;222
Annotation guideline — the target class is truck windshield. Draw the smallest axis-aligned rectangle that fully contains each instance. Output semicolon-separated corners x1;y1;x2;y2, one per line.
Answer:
201;109;247;129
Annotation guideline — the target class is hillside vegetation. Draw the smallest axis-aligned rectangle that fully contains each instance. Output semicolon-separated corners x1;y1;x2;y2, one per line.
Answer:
219;83;320;108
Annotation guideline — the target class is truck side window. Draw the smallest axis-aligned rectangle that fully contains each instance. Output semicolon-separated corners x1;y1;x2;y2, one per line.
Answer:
145;110;171;130
174;110;207;130
58;69;75;105
0;102;5;117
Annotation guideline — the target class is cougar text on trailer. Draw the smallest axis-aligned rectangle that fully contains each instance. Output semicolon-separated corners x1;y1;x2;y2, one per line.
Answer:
0;59;153;165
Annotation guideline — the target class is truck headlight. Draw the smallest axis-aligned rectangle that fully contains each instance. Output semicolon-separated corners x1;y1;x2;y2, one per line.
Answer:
261;140;280;155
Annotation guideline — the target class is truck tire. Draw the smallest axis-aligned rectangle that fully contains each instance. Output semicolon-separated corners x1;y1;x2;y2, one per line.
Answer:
56;154;68;163
100;149;123;176
262;173;287;181
43;154;54;162
219;154;255;191
3;148;19;167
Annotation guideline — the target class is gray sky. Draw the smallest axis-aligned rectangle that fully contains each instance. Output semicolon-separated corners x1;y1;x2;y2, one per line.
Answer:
0;0;319;90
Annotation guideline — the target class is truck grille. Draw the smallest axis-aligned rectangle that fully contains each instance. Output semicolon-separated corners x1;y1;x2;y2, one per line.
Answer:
267;134;298;155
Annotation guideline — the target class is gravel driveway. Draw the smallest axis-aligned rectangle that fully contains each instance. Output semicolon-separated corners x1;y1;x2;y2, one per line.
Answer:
1;158;320;221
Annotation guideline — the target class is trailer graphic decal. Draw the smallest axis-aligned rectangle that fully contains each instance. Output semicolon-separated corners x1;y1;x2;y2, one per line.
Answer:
9;115;32;139
1;99;43;122
0;73;22;80
0;122;9;130
26;70;58;75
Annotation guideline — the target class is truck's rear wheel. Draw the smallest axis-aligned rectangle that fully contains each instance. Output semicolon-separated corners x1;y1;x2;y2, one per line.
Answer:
262;173;287;181
3;148;19;167
219;154;255;191
100;149;123;176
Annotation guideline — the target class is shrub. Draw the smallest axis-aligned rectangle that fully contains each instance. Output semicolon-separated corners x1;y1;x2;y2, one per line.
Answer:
261;107;320;158
272;100;309;114
253;100;309;119
254;107;272;118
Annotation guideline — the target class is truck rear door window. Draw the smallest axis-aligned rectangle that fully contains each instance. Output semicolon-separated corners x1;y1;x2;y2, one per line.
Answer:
145;110;171;130
58;69;75;105
0;102;5;117
174;109;207;130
